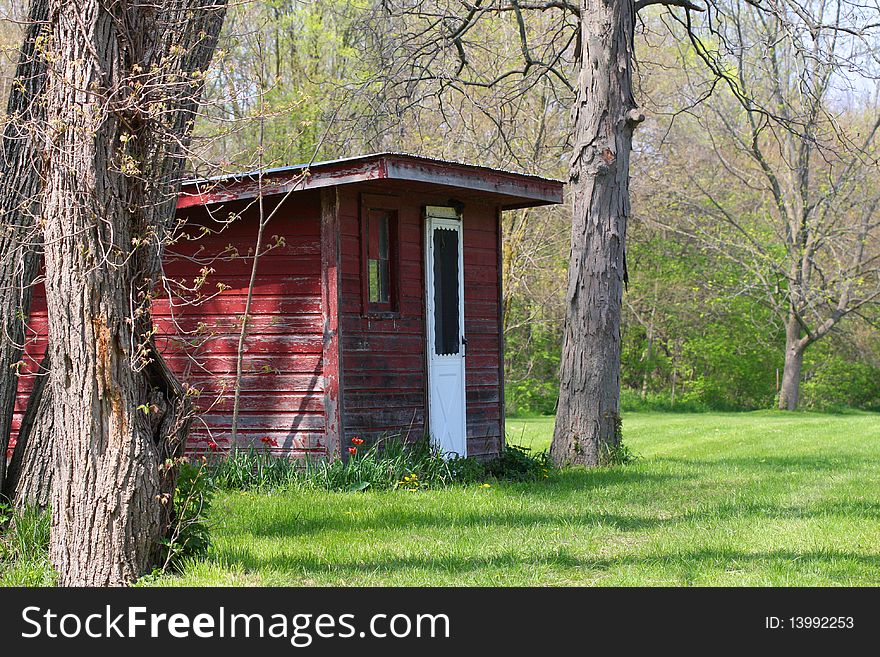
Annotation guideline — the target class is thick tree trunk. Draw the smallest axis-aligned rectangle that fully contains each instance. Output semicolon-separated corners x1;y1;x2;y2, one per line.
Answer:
551;0;641;467
0;0;49;495
41;0;225;586
778;314;804;411
4;352;53;508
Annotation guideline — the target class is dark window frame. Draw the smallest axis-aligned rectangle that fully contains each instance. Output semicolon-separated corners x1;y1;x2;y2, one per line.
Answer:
359;194;401;317
432;226;461;356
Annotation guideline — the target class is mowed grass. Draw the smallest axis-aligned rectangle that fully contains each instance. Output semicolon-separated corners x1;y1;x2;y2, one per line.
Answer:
150;412;880;586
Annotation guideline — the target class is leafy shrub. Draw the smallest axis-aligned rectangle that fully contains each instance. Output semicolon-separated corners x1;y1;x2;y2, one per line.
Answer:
801;354;880;411
483;444;551;481
619;388;710;413
307;435;462;492
159;457;215;572
599;440;640;466
506;378;558;417
445;454;487;483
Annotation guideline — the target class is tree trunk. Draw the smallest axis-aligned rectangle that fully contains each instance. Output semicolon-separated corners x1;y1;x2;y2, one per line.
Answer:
778;314;804;411
41;0;225;586
551;0;640;467
4;352;53;508
0;0;49;495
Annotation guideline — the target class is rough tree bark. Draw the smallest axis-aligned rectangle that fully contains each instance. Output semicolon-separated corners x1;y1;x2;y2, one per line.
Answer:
40;0;225;586
550;0;642;466
0;0;49;496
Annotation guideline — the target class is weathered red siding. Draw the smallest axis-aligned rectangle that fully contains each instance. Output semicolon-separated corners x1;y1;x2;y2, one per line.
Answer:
158;194;326;455
462;202;505;458
338;188;428;445
11;193;329;459
9;294;47;455
336;184;504;458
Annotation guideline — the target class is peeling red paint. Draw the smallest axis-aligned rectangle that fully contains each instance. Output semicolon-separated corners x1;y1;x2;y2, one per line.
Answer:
320;187;343;460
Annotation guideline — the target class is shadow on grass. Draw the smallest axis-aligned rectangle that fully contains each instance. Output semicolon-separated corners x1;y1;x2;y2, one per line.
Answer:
229;495;880;541
209;546;880;583
513;466;691;493
652;455;879;473
694;499;880;522
229;469;690;537
237;506;666;538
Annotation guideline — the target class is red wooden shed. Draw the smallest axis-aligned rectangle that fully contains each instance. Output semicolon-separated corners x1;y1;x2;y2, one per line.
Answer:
14;153;563;461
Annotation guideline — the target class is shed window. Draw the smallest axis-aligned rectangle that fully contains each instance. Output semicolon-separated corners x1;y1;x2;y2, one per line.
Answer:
364;209;397;312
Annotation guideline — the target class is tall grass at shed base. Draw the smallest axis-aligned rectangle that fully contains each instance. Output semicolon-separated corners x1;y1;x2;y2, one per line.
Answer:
206;435;553;493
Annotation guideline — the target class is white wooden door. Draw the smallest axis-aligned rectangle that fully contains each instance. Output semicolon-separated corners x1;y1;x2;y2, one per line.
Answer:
425;206;467;457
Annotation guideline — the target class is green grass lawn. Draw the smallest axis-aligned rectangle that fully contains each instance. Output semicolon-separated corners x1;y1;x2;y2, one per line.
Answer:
149;411;880;586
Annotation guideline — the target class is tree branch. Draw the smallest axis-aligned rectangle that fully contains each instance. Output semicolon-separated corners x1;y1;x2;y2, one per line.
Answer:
635;0;705;14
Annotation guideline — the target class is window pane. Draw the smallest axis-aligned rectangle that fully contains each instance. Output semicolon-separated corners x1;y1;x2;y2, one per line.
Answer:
368;259;380;302
366;211;392;308
433;228;460;355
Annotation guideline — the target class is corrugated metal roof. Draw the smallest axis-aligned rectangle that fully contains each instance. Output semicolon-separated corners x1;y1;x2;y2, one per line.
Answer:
178;152;565;210
185;152;566;186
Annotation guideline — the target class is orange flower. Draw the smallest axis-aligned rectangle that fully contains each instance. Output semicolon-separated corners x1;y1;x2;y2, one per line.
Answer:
348;447;357;455
260;436;278;447
207;440;219;451
351;437;364;445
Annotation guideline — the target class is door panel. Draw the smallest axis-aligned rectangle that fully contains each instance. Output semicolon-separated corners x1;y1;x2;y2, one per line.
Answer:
425;207;467;457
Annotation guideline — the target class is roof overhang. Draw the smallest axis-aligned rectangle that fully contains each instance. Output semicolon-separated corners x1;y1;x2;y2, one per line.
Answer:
177;153;565;211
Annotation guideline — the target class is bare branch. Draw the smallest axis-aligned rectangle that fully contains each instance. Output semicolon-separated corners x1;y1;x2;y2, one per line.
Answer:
635;0;705;14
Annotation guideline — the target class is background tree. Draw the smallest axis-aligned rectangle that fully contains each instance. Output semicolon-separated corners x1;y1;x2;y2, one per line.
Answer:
550;0;645;465
654;0;880;410
193;0;385;170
